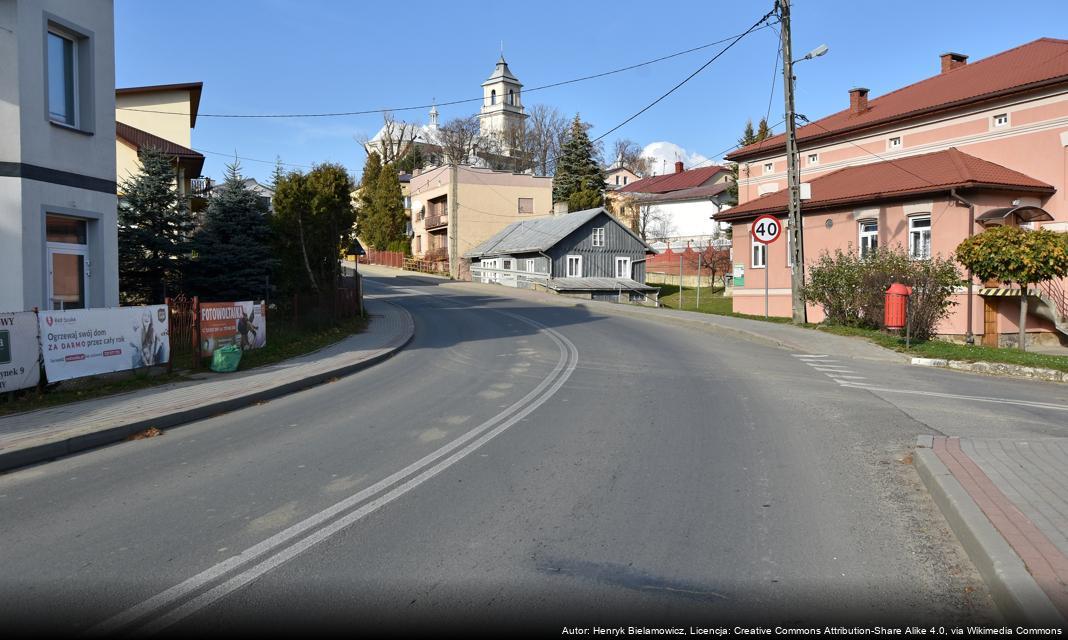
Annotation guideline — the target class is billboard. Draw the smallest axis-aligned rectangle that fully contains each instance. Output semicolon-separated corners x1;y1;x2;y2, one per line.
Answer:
38;306;170;382
200;301;266;354
0;312;41;392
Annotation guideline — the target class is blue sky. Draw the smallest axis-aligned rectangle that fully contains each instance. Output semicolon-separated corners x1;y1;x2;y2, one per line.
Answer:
115;0;1068;183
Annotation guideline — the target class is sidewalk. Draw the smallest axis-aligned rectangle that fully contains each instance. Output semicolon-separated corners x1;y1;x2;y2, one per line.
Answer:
359;264;906;363
915;435;1068;625
0;299;414;473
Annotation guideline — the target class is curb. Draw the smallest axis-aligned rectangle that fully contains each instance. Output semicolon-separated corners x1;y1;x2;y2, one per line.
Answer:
912;357;1068;384
912;436;1065;626
0;301;415;473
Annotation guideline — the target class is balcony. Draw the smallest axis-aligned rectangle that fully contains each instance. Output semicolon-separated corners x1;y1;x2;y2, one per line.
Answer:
425;213;448;230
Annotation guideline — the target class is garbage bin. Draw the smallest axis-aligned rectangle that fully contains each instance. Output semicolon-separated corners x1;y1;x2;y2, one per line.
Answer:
210;344;243;373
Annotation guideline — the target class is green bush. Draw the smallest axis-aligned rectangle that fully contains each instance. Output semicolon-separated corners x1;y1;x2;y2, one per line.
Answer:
804;244;960;340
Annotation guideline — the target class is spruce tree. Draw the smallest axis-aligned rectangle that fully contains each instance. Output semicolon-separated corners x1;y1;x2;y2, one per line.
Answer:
356;152;382;240
552;114;606;211
737;119;757;148
188;162;274;301
118;147;194;304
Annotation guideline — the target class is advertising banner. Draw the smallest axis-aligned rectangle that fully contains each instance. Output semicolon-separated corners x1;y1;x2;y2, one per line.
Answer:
200;301;266;354
0;312;41;392
38;306;170;382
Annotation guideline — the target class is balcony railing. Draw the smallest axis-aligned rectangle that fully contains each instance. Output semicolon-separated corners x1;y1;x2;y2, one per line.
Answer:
190;177;214;196
425;213;448;229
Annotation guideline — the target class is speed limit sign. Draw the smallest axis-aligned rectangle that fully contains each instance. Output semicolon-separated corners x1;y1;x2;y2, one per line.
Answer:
751;214;782;244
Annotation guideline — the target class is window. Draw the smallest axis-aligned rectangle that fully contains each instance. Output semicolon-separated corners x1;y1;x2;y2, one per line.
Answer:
888;136;902;150
908;216;931;260
566;255;582;277
47;30;77;126
526;259;536;273
46;215;89;310
490;90;496;105
751;242;766;269
623;176;628;185
403;196;411;210
807;153;819;166
763;162;774;175
993;113;1009;128
518;197;534;214
614;176;620;185
614;257;631;279
503;259;512;271
508;89;515;105
859;220;878;258
591;227;605;247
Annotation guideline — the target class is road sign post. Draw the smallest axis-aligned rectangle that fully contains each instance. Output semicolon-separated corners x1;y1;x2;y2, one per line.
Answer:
750;214;783;318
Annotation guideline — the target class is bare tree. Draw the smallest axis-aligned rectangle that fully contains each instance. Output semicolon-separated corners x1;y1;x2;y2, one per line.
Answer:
618;195;674;242
433;116;484;165
685;245;732;289
524;104;567;176
610;138;653;177
360;111;419;166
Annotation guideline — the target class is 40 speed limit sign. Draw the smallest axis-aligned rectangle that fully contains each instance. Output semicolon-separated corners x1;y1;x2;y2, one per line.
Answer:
750;214;782;244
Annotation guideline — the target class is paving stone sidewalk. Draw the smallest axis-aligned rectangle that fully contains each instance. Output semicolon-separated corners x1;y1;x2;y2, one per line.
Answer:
931;435;1068;619
0;298;413;472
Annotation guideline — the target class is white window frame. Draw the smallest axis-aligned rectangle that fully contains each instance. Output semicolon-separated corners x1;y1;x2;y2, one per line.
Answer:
992;113;1009;128
908;215;931;260
763;162;774;175
47;29;79;128
566;255;583;277
614;256;632;279
859;219;878;258
502;259;512;271
46;216;91;310
807;153;819;166
525;259;536;273
887;136;902;150
591;227;605;247
751;241;766;269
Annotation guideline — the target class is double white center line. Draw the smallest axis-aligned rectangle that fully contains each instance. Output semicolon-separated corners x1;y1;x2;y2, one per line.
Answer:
89;310;579;636
792;354;869;385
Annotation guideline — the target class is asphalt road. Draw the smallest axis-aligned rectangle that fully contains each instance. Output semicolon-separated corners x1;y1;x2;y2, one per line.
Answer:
6;273;1067;634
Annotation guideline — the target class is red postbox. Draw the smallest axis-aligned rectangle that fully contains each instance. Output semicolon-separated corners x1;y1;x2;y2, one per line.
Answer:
885;283;913;330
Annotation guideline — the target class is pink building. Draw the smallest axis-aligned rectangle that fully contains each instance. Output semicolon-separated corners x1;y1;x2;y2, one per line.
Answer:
718;38;1068;347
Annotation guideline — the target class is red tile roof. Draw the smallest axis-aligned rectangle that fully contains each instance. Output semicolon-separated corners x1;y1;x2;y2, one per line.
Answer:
616;165;726;194
116;122;205;178
727;38;1068;162
715;148;1054;222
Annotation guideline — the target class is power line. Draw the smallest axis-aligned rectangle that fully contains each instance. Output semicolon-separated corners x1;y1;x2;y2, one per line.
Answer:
115;24;775;120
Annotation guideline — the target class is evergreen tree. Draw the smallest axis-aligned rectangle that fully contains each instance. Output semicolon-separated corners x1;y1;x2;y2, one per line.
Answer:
756;117;771;142
188;162;274;301
727;118;774;206
737;119;757;148
271;169;315;292
356;152;382;239
362;164;406;250
395;145;424;174
118;147;194;304
269;156;286;191
552;114;606;211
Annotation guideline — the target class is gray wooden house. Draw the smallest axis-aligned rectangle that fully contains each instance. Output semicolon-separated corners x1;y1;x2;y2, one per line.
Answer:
464;208;660;305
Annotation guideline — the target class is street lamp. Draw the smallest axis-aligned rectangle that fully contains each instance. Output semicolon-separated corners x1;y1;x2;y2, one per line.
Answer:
779;0;829;324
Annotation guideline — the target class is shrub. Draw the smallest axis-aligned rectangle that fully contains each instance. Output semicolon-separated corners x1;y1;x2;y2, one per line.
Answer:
804;244;960;340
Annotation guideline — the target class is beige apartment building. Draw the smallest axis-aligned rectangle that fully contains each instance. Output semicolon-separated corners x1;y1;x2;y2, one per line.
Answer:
114;81;205;211
408;165;552;278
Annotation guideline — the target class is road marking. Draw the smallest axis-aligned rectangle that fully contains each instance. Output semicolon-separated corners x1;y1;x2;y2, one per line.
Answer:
794;354;830;359
837;383;1068;411
89;310;579;636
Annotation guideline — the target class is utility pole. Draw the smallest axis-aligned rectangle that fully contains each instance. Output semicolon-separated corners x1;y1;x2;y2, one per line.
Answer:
779;0;807;324
448;164;459;279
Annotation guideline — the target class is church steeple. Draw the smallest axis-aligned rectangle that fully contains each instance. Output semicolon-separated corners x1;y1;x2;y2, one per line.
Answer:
479;54;527;150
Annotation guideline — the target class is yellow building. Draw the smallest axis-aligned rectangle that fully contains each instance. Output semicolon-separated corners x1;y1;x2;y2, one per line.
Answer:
114;82;205;210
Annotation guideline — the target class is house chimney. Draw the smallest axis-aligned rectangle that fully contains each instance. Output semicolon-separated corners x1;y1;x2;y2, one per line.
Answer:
674;161;684;174
940;52;968;73
849;87;869;115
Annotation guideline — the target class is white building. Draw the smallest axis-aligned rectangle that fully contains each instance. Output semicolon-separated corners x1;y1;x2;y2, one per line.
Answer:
0;0;118;312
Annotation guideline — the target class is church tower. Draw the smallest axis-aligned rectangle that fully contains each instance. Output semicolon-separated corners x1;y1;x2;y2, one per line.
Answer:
479;55;527;152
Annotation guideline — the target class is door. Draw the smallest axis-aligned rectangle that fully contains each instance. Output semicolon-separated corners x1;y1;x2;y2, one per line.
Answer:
614;257;632;279
982;299;999;347
47;246;89;310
